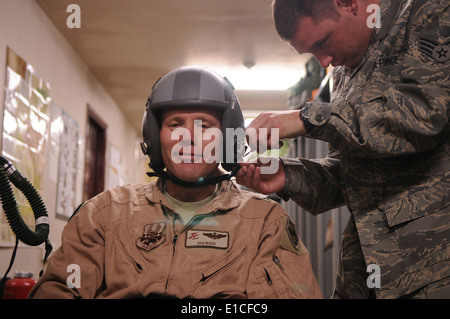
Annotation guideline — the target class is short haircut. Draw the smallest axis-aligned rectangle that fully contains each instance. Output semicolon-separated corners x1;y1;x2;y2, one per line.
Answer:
272;0;341;40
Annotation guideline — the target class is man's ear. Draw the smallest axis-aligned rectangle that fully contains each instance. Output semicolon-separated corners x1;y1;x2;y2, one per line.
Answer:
335;0;359;15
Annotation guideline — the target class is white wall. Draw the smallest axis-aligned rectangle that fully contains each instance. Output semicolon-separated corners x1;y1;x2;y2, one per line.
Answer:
0;0;146;281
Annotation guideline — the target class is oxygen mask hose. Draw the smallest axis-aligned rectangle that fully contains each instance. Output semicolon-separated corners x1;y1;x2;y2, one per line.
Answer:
0;156;49;246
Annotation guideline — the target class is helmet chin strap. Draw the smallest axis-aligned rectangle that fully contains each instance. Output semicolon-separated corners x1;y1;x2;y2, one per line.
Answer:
146;165;240;188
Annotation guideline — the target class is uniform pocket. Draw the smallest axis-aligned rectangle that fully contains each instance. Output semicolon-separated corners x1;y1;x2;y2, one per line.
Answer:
116;235;144;274
393;204;450;273
196;245;247;283
379;172;450;273
257;255;314;299
190;244;249;298
380;172;450;228
115;224;149;275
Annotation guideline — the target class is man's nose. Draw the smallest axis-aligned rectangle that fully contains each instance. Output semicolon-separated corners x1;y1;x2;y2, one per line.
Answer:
185;122;202;145
315;54;333;68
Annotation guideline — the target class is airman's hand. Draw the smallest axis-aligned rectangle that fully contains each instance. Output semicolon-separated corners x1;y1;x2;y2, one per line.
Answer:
236;157;285;195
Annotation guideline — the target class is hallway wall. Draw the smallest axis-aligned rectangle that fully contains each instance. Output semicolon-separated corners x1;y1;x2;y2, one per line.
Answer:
0;0;148;279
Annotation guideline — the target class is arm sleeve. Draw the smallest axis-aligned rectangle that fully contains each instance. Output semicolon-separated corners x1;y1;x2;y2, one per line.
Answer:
246;210;323;299
277;149;345;215
28;201;106;299
305;3;449;158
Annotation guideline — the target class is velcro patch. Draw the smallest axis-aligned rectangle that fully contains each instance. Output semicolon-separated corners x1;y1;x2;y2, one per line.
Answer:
136;222;166;251
419;36;450;63
280;216;307;255
186;230;229;249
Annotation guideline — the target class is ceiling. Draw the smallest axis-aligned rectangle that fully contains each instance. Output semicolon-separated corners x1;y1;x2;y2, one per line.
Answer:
36;0;311;132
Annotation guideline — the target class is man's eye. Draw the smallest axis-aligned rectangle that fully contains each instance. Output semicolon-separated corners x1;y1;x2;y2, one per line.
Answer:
317;40;326;49
195;122;210;129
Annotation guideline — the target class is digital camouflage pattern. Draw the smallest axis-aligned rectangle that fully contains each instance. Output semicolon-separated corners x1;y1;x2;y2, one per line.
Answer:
279;0;449;298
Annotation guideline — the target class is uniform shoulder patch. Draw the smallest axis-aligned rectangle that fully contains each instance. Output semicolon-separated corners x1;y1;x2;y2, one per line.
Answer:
279;216;307;256
418;36;450;63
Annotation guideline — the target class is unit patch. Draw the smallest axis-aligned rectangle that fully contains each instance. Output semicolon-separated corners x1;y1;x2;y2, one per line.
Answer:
186;230;229;249
286;218;299;249
419;36;450;63
280;216;307;255
136;222;166;251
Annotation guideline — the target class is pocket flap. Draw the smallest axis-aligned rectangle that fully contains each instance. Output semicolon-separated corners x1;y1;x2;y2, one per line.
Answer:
380;173;450;227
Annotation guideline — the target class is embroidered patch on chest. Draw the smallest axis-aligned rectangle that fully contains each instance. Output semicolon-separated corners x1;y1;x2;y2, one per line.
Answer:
186;230;229;249
374;54;401;69
136;222;166;251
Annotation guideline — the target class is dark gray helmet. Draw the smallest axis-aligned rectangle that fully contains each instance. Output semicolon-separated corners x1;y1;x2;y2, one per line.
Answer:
141;66;245;176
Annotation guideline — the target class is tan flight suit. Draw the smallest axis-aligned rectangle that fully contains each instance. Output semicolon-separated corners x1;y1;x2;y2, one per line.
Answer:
29;179;322;299
278;0;449;298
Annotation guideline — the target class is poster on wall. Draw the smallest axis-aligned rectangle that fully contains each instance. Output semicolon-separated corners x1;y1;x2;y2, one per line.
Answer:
0;47;51;245
107;144;126;189
54;108;79;220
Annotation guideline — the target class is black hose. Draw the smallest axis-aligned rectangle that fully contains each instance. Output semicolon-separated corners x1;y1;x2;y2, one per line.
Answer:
0;156;49;246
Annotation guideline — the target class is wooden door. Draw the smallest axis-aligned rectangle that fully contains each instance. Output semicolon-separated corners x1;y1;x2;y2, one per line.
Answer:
83;106;107;201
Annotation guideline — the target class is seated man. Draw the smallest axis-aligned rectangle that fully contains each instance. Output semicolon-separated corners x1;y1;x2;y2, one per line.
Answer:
29;66;322;299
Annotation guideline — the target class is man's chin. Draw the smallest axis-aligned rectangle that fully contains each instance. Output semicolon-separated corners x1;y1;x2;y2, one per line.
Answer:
169;169;215;182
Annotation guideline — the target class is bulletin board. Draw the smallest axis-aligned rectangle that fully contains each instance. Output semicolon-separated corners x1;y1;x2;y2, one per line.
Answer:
0;47;51;245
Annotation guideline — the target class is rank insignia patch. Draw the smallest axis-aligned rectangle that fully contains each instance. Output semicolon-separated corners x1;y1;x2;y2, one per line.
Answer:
419;36;450;63
186;230;229;249
136;222;166;251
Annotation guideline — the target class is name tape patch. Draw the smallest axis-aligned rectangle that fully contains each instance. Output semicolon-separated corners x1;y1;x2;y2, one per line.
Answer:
186;230;229;249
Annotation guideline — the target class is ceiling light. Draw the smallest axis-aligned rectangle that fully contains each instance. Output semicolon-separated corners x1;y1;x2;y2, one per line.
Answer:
203;64;305;91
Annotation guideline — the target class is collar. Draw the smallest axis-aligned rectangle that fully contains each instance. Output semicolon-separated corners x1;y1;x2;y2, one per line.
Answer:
344;0;413;76
145;178;242;214
375;0;403;41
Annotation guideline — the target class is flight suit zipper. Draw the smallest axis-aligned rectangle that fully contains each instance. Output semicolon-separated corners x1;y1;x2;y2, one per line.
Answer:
163;208;219;295
164;231;179;294
181;211;216;232
172;234;178;255
199;246;247;283
265;255;285;286
264;268;272;285
162;204;182;295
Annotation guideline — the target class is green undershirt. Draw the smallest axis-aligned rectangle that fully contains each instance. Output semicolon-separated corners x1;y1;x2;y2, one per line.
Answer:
163;184;219;224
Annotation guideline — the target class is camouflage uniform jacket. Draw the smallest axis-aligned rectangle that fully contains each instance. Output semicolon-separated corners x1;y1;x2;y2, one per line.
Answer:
279;0;449;298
